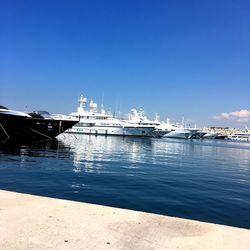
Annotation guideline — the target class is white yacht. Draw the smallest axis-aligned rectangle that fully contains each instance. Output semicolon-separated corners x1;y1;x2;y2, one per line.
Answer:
189;131;207;139
126;109;170;137
66;95;155;137
157;119;199;139
193;127;218;139
228;130;250;141
201;132;218;139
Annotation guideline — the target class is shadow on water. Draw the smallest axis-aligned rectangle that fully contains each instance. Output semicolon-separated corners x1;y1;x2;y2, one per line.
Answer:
0;134;250;229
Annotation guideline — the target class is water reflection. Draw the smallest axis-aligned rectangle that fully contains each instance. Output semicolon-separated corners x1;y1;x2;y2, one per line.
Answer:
152;138;250;170
57;134;154;173
0;140;70;168
53;134;250;175
1;135;250;173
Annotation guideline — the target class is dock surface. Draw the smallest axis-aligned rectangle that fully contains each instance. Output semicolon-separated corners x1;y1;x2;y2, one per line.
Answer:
0;190;250;249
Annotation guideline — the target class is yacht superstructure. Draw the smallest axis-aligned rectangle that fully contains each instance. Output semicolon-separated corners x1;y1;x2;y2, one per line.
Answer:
67;95;155;137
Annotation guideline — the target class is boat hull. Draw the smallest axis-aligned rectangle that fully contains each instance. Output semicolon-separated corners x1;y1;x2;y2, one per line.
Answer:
0;113;78;142
164;130;194;139
228;135;250;141
66;125;154;137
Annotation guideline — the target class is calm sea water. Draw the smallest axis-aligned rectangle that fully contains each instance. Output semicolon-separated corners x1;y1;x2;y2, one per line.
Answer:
1;134;250;229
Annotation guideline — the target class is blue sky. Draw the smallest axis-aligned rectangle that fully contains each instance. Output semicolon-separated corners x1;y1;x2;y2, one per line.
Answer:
1;0;249;127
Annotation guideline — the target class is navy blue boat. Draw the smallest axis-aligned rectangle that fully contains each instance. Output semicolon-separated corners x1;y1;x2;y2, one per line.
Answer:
0;106;78;142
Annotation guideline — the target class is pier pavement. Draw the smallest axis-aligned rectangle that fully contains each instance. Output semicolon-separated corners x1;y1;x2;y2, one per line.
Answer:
0;190;249;249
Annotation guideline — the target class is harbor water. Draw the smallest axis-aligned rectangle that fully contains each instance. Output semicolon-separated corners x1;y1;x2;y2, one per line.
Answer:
0;134;250;229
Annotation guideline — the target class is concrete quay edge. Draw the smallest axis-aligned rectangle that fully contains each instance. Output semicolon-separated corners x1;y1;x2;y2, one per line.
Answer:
0;189;249;250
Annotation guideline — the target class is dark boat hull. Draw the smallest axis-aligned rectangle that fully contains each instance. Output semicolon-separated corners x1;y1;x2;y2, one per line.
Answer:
0;114;78;142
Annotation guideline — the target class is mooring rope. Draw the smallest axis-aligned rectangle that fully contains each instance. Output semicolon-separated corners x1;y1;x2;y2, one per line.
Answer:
0;123;10;141
29;128;52;139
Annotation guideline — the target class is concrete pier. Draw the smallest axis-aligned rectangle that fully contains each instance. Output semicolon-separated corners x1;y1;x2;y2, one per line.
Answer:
0;190;250;249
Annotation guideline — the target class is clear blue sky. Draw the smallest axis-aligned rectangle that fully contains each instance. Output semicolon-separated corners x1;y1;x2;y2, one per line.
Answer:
1;0;249;127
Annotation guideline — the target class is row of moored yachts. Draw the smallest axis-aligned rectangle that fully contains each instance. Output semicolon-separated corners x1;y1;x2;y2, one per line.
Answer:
65;95;223;139
1;94;249;143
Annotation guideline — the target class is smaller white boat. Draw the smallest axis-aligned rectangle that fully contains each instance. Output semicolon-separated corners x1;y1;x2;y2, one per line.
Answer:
190;131;207;139
228;130;250;141
157;119;199;139
126;109;170;137
202;132;219;139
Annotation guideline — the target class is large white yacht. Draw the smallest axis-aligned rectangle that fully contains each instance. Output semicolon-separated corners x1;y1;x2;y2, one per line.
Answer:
66;95;155;137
